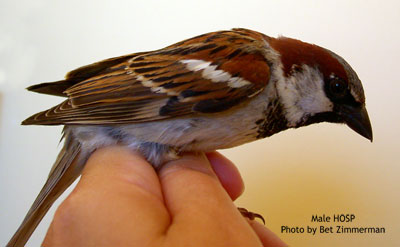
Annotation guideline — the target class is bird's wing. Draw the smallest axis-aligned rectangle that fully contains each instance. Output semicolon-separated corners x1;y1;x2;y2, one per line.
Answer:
23;29;271;125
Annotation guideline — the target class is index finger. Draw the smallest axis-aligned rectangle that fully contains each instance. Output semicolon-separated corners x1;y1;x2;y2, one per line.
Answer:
158;153;262;246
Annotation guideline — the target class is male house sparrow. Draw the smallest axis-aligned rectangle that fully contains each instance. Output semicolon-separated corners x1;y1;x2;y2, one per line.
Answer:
7;28;372;247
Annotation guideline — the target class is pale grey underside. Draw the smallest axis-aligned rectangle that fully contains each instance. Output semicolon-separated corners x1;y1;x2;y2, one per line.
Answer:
68;84;277;166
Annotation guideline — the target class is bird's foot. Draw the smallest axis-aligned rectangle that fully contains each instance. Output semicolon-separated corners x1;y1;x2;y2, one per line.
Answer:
238;207;265;224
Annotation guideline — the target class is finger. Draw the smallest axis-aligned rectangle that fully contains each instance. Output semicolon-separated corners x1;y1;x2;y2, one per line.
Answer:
206;152;244;201
44;146;170;246
82;146;164;201
159;152;261;246
77;146;170;232
248;220;288;247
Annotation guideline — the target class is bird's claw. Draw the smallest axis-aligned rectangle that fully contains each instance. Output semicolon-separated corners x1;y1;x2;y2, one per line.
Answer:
238;207;265;224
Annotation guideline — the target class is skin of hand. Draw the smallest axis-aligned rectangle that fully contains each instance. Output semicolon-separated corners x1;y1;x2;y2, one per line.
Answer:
42;146;287;247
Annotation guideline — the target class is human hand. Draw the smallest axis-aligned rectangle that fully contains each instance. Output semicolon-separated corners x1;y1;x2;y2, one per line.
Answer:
43;146;287;247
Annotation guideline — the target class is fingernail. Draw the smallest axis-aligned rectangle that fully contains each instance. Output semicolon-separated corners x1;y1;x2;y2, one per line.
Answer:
160;152;215;177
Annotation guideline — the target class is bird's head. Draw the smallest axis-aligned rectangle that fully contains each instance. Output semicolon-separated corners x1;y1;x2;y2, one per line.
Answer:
269;37;372;141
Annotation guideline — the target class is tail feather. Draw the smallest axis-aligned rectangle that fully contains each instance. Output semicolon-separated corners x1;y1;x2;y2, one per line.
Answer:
26;80;76;97
7;137;84;247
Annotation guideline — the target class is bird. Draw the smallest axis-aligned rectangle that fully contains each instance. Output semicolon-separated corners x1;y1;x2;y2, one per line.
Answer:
7;28;372;247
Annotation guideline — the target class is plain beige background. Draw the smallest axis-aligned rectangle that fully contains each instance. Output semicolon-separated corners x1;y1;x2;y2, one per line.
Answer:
0;0;399;246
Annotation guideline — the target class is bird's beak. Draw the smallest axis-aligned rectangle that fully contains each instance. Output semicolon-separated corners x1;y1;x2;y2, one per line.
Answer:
339;104;373;142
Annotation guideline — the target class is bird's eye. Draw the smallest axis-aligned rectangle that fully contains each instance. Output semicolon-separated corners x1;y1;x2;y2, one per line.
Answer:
329;79;348;99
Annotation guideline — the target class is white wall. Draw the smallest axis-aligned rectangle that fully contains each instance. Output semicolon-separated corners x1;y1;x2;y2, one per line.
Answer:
1;1;399;246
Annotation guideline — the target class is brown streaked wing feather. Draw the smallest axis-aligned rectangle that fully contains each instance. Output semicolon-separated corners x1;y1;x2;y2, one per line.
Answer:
23;29;271;125
22;98;170;125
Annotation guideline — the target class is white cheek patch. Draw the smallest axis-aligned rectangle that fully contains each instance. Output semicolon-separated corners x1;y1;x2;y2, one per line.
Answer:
297;90;333;114
180;59;251;88
276;65;333;126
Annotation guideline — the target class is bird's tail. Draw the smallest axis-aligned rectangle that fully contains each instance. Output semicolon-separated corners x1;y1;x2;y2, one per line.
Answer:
7;135;84;247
